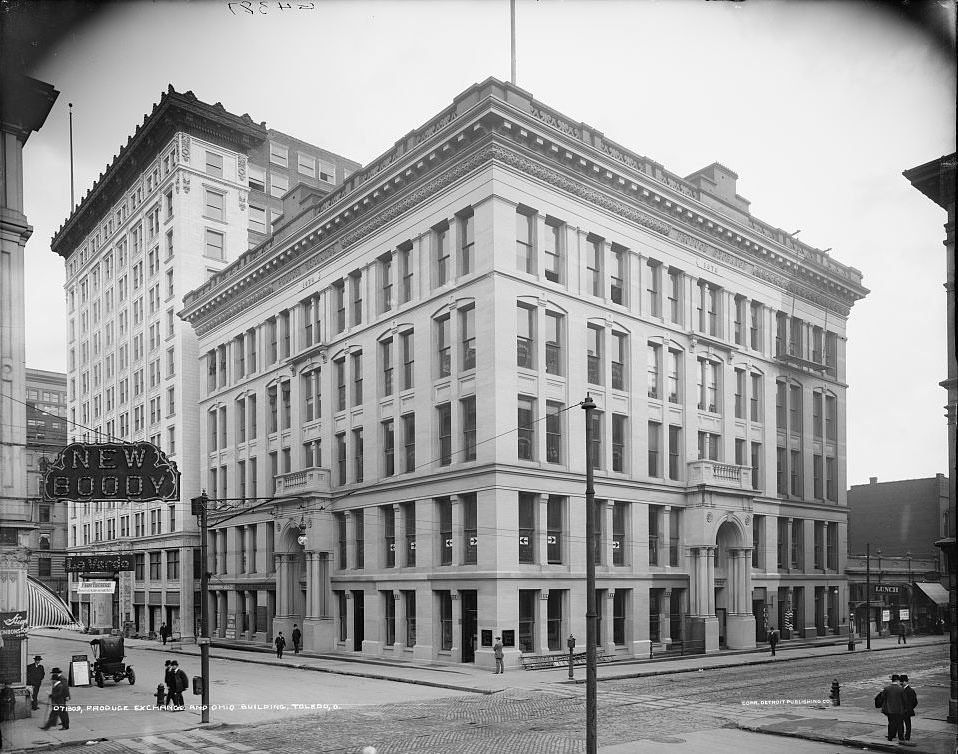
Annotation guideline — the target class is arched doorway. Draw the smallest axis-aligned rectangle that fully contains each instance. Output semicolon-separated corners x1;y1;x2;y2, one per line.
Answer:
275;525;307;633
714;517;755;650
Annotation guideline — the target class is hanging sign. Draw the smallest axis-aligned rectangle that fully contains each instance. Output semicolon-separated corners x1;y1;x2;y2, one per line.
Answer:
0;611;28;637
43;442;180;503
76;580;116;594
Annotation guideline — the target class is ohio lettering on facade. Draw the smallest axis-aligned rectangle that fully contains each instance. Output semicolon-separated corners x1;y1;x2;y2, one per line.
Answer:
43;442;180;503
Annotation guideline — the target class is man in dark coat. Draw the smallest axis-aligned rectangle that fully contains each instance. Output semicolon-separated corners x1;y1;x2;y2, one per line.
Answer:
159;623;170;645
275;632;286;659
291;625;302;655
163;660;174;707
900;673;918;741
169;661;188;710
39;669;70;731
768;627;779;656
897;622;907;645
877;674;907;742
26;656;44;710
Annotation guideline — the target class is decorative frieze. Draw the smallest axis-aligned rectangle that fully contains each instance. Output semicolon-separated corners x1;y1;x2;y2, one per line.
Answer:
531;105;579;138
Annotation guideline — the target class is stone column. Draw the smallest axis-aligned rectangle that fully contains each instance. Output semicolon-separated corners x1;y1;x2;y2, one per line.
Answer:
660;589;672;642
706;547;716;616
451;591;462;661
304;552;315;617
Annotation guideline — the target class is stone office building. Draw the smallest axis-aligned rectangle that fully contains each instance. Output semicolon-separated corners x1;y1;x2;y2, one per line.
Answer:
181;77;867;667
50;87;358;635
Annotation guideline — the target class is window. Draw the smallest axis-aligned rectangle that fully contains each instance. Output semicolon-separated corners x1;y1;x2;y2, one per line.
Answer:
791;519;803;569
516;303;535;369
403;503;416;566
697;431;719;461
546;401;563;464
789;384;803;433
734;295;746;345
587;324;602;385
382;591;396;645
547;495;564;563
403;413;416;472
587;236;602;297
462;396;476;461
610;245;626;305
205;189;224;221
270;172;289;198
149;552;161;580
460;306;475;371
354;510;364;568
205;151;223;177
336;433;347;486
611;414;627;473
588;410;603;470
434;222;449;287
301;295;322;348
750;442;762;491
463;493;477;564
545;311;562;376
543;218;562;283
646;259;662;317
667;349;681;403
205;229;224;260
439;591;453;650
776;447;788;495
458;210;474;276
813;454;824;498
351;351;363;406
334;281;346;333
734;368;746;419
353;428;364;483
267;384;278;433
281;379;291;430
825;394;837;441
380;338;394;397
297;153;316;177
400;330;414;390
668;268;682;324
166;550;180;580
518;492;536;564
647;342;660;398
436;316;451;378
437;403;452;466
647;420;661;477
612;502;628;566
383;506;396;568
668;425;681;480
269;142;288;167
334;357;346;412
249;205;266;233
399;243;414;304
790;449;802;497
515;209;534;274
350;272;362;327
698;281;720;336
825;456;837;501
383;420;395;476
517;396;535;461
749;301;762;351
547;590;564;651
611;332;627;390
379;255;393;313
750;373;762;422
697;358;719;413
438;497;453;566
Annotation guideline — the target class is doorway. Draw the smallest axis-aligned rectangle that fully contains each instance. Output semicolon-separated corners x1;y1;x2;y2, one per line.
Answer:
352;590;364;652
716;607;727;647
461;590;477;663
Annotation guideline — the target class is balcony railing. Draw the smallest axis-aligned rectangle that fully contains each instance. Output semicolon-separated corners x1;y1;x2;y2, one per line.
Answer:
686;460;751;490
274;467;332;497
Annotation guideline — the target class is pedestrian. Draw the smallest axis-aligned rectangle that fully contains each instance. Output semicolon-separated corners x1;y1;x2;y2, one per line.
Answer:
768;626;779;656
897;621;907;645
26;655;44;711
875;673;906;742
163;660;174;708
291;624;302;655
169;661;188;711
493;636;504;674
39;668;70;731
275;631;286;659
900;673;918;741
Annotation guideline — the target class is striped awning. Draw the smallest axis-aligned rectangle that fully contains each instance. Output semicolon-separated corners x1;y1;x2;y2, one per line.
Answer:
28;576;82;630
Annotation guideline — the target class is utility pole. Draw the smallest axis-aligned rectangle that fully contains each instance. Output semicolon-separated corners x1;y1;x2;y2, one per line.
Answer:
865;543;871;650
581;394;597;754
191;492;210;723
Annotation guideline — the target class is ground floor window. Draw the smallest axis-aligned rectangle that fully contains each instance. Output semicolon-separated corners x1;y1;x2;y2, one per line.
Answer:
649;589;661;643
438;591;453;651
336;591;347;642
613;589;628;646
518;589;536;652
383;591;396;646
404;590;416;648
547;590;564;651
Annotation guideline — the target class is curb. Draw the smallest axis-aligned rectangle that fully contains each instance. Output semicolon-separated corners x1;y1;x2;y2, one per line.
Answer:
2;722;230;754
736;722;942;754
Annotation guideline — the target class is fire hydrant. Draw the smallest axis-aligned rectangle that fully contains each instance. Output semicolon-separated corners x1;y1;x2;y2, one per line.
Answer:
567;634;576;679
829;679;840;706
155;684;166;709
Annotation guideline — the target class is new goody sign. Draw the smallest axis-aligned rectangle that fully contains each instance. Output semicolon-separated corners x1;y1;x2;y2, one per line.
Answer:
43;442;180;503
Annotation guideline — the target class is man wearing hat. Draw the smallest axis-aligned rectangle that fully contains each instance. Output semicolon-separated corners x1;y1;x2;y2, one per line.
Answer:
169;661;188;710
39;668;70;731
26;655;44;710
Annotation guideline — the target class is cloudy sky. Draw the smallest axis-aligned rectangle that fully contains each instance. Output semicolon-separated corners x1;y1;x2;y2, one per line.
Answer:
17;0;956;487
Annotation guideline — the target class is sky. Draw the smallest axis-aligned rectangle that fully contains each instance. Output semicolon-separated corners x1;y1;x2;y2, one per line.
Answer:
16;0;956;487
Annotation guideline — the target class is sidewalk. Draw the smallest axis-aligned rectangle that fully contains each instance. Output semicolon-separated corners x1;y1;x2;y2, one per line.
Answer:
8;629;953;754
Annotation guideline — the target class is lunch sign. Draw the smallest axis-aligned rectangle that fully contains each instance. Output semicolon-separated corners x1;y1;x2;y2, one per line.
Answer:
43;442;180;503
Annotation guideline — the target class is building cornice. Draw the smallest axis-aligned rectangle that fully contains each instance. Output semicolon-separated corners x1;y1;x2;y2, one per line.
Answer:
182;78;867;334
51;86;268;258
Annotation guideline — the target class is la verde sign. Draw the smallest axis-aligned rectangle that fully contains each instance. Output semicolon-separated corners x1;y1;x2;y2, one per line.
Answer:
43;442;180;502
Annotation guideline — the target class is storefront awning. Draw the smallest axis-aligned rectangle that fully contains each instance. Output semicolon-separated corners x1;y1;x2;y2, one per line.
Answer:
913;581;950;606
28;576;83;630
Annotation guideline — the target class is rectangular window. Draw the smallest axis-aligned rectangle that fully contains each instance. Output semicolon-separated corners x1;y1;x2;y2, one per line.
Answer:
825;395;837;441
334;281;345;334
462;396;476;462
437;403;452;466
697;431;719;461
335;357;346;412
383;591;396;646
547;590;564;652
516;303;535;369
350;272;362;327
205;189;224;221
436;316;451;378
546;401;562;464
610;245;626;305
399;243;414;304
352;351;363;406
517;395;535;461
777;447;788;495
518;492;536;564
515;209;534;274
353;428;364;483
205;229;224;260
460;306;475;371
297;153;316;177
383;420;397;476
734;369;746;419
813;391;823;437
458;211;474;276
825;456;837;501
249;205;266;233
751;442;762;491
547;495;563;564
269;142;288;167
612;502;628;566
697;358;718;413
404;503;416;567
647;420;661;477
587;236;602;297
790;449;802;496
463;492;477;564
403;413;416;473
647;342;660;399
205;151;223;177
589;410;603;470
611;331;627;390
379;255;393;313
734;295;746;345
750;373;762;423
438;497;453;566
813;454;824;498
790;385;803;433
646;259;662;317
749;301;762;351
336;433;346;486
439;591;453;650
354;511;364;568
587;325;602;385
381;339;394;397
434;222;449;287
545;311;562;376
668;425;681;481
612;414;627;473
400;330;414;390
544;218;562;283
383;506;396;568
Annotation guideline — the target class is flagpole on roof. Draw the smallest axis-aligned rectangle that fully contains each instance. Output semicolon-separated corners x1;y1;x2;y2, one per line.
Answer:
510;0;517;85
69;102;75;210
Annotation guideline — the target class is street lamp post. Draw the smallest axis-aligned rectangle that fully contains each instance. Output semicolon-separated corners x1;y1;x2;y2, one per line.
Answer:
581;394;597;754
865;543;871;650
191;492;210;724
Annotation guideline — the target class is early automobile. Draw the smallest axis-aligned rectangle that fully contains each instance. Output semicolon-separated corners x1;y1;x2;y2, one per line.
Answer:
89;636;135;687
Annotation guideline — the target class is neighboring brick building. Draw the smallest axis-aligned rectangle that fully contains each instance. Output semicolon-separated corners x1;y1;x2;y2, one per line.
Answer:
181;77;868;667
49;87;359;635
